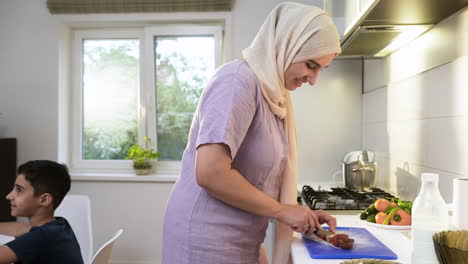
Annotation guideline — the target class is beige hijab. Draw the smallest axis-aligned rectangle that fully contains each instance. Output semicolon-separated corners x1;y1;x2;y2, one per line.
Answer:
242;2;341;263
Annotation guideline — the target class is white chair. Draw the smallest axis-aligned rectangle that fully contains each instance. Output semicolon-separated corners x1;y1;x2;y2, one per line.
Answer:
89;229;123;264
0;234;14;245
55;194;93;263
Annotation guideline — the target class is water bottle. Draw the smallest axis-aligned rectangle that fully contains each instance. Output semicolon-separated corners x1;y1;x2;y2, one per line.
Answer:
411;173;448;264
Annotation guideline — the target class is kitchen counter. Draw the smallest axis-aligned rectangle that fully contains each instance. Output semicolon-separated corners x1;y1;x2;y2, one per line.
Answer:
291;214;412;264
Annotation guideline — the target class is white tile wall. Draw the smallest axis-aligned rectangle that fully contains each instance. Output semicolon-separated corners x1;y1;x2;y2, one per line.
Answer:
428;117;468;176
293;59;362;182
362;8;468;201
387;74;426;121
362;86;387;123
427;57;468;118
387;120;429;166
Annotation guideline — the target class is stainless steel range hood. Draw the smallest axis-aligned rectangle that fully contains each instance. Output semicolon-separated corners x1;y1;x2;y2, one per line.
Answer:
339;0;468;58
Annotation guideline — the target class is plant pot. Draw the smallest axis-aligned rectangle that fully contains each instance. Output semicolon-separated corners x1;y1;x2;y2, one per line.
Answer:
133;161;153;175
135;168;152;175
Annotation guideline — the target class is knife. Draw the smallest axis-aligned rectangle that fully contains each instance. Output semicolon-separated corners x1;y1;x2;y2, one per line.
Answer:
304;229;355;250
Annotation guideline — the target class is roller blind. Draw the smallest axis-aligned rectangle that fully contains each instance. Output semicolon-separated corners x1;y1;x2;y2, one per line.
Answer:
47;0;233;14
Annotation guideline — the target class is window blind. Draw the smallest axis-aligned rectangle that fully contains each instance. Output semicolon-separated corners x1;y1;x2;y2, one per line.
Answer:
47;0;233;14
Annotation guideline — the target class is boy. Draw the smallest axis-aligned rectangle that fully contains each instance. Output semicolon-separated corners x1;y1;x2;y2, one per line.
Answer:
0;160;83;264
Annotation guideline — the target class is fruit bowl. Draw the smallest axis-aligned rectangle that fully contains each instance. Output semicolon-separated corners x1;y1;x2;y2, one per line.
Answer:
433;230;468;264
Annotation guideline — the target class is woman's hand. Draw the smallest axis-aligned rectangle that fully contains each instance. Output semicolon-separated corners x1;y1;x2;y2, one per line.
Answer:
275;205;321;236
311;209;337;232
275;206;337;235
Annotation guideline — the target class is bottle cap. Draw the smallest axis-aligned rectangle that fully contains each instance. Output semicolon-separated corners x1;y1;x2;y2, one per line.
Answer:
421;173;439;182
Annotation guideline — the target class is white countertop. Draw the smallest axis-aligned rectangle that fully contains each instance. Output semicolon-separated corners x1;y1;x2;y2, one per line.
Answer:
291;214;412;264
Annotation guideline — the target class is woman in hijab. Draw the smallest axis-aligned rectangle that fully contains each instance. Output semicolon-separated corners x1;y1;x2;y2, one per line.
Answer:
162;2;341;264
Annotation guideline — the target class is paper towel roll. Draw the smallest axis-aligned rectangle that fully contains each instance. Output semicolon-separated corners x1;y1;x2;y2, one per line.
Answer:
453;178;468;230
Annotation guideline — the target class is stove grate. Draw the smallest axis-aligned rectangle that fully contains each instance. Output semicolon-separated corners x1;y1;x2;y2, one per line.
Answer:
301;185;396;211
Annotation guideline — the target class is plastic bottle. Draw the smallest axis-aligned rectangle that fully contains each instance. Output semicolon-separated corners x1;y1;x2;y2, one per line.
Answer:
411;173;449;264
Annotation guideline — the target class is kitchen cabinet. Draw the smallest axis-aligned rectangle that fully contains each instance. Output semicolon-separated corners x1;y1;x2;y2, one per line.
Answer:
291;214;412;263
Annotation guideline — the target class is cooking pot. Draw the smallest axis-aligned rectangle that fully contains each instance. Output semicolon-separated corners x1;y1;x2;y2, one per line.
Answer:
342;151;377;191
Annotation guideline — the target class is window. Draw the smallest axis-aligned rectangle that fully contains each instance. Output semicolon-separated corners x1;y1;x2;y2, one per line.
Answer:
71;25;222;173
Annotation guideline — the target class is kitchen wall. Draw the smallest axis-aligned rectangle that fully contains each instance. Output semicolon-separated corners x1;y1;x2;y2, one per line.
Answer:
362;7;467;201
0;0;362;263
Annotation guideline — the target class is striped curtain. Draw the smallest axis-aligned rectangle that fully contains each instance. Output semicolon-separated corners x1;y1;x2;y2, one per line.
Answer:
47;0;233;14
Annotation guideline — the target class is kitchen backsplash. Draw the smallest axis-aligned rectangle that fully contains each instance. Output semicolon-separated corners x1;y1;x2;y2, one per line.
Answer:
362;7;467;202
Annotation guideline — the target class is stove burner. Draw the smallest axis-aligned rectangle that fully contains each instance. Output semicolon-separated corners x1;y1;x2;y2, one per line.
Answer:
301;185;396;210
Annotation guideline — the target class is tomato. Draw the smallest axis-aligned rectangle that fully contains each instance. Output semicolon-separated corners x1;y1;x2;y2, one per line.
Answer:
375;198;392;212
390;209;412;225
375;212;388;224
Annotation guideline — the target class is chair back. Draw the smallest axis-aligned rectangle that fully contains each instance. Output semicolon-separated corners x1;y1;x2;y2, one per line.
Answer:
55;194;93;263
89;229;123;264
0;234;14;245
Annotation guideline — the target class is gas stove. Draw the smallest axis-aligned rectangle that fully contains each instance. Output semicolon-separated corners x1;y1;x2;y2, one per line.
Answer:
299;185;396;214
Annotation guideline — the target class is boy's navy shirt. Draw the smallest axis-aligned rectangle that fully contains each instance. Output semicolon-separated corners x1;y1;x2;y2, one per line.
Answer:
6;217;84;264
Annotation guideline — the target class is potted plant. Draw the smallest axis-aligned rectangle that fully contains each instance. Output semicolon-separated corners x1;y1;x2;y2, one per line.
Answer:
125;136;161;175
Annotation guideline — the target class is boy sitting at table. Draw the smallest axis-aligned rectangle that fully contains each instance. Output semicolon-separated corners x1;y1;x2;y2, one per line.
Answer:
0;160;83;264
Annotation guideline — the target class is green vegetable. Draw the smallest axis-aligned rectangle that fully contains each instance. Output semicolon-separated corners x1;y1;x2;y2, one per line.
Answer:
398;200;413;212
359;198;414;224
365;204;378;214
360;211;368;220
383;207;399;225
393;214;402;222
366;214;376;223
383;198;413;224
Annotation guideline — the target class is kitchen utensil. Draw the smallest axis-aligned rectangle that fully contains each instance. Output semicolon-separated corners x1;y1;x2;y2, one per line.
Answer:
342;150;378;191
302;227;397;259
343;151;375;163
340;259;401;264
453;178;468;230
411;173;449;263
433;230;468;264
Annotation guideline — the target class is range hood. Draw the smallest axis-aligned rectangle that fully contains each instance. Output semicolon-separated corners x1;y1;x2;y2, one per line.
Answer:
339;0;468;58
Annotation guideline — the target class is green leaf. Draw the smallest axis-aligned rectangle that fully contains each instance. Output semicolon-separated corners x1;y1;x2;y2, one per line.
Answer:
383;207;399;225
125;138;161;165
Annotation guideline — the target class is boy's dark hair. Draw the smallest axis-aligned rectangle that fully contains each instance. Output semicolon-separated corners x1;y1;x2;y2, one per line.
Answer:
17;160;71;209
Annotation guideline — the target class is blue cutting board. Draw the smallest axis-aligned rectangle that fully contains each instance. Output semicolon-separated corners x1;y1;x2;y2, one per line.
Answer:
303;227;398;259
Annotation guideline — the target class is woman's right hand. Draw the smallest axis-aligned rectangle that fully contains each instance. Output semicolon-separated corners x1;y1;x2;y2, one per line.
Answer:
275;204;321;235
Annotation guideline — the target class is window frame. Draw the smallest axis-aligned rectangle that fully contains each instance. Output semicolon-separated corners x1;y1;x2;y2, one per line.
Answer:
143;25;223;172
70;25;223;174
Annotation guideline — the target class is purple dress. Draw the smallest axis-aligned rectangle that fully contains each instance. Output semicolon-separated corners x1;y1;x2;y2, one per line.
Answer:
162;60;289;264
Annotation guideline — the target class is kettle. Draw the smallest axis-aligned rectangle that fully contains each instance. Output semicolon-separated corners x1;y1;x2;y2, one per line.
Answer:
342;150;377;191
